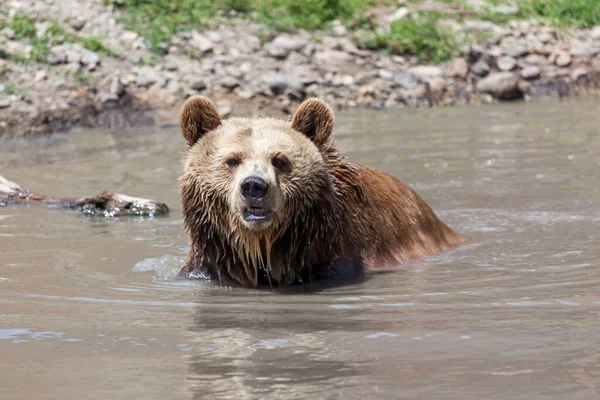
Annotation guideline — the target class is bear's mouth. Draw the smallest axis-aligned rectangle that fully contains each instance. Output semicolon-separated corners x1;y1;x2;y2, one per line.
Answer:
243;206;272;223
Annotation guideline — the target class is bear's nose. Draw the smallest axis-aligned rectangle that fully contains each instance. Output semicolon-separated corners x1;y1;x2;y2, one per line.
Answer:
241;176;268;199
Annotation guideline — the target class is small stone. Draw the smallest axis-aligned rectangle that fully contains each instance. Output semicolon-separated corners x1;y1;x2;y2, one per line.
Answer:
520;65;540;80
394;72;418;89
497;56;516;71
409;65;443;80
48;45;67;65
555;52;572;67
523;54;547;65
389;7;410;23
219;76;239;90
166;79;181;94
591;26;600;41
313;50;357;73
190;31;214;53
263;74;305;96
34;70;47;82
80;49;100;67
208;31;222;43
135;66;166;88
234;87;255;100
571;68;588;82
476;72;522;100
505;46;528;58
378;69;394;80
331;20;347;36
427;77;446;94
70;18;86;31
267;34;308;58
35;21;49;38
0;97;11;109
2;27;15;39
186;76;206;91
445;58;468;79
216;99;232;118
538;32;553;44
471;59;490;77
570;39;600;57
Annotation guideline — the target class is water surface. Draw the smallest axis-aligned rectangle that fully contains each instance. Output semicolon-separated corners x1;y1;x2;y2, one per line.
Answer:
1;99;599;399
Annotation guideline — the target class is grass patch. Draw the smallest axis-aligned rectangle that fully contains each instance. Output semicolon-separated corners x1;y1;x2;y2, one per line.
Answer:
3;83;26;95
0;15;115;64
105;0;383;53
518;0;600;27
360;12;459;63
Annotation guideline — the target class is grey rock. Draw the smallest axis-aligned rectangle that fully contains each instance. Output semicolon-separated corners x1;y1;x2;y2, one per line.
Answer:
97;75;124;97
427;77;446;94
394;72;418;89
208;31;222;43
570;39;600;57
166;79;181;94
219;76;239;90
445;58;469;79
389;7;410;23
268;34;308;58
520;65;540;80
571;68;588;81
378;69;394;80
471;59;490;77
186;76;206;91
48;45;67;65
70;18;86;31
64;44;83;64
497;56;517;71
35;21;49;38
409;65;443;80
523;54;547;65
263;74;305;96
313;50;356;73
2;27;15;40
0;96;10;109
555;52;572;67
464;20;506;36
476;72;522;100
80;49;100;67
538;32;553;44
190;31;214;53
591;26;600;41
216;99;232;118
504;46;528;58
135;66;166;88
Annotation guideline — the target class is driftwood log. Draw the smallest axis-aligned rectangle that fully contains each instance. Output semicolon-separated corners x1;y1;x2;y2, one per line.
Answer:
0;175;168;217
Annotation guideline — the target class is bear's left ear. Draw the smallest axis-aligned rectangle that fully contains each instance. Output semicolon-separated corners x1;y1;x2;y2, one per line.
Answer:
180;96;222;147
291;98;334;147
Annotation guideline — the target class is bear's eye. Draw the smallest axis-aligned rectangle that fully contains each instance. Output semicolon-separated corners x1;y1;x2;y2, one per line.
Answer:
225;156;241;169
272;156;290;172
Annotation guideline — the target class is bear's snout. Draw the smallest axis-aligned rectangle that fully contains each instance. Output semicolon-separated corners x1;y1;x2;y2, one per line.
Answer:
240;176;269;199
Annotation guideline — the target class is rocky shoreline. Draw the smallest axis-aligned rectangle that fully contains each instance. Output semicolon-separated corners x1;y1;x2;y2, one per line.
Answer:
2;0;600;139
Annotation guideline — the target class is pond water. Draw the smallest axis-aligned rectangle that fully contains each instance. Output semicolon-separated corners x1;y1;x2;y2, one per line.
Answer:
1;98;599;399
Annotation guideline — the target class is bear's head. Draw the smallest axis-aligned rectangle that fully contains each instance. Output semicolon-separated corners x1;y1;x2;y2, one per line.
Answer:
179;96;344;284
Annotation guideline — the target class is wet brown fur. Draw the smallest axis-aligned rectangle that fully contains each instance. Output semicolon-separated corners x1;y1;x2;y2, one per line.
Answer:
178;96;465;287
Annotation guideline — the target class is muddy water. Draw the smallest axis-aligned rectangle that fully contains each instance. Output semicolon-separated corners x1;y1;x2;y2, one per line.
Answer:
1;99;600;400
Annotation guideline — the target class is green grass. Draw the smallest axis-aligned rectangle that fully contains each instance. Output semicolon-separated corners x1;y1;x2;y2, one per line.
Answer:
459;0;600;27
3;83;26;95
105;0;383;53
361;12;459;63
518;0;600;27
0;15;115;64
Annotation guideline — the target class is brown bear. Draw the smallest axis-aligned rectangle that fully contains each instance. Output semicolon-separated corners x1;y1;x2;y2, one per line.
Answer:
178;96;465;287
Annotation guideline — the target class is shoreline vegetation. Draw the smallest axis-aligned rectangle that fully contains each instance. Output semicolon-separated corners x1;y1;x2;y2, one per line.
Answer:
1;0;600;138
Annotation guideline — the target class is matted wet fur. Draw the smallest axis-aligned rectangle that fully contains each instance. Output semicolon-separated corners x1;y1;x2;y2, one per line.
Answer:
178;96;465;287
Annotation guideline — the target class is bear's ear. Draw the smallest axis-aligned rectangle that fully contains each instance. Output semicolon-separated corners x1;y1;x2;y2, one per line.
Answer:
180;96;222;146
291;98;334;147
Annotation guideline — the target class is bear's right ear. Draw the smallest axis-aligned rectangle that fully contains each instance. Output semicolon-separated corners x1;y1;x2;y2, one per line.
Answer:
291;98;334;147
180;96;222;146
